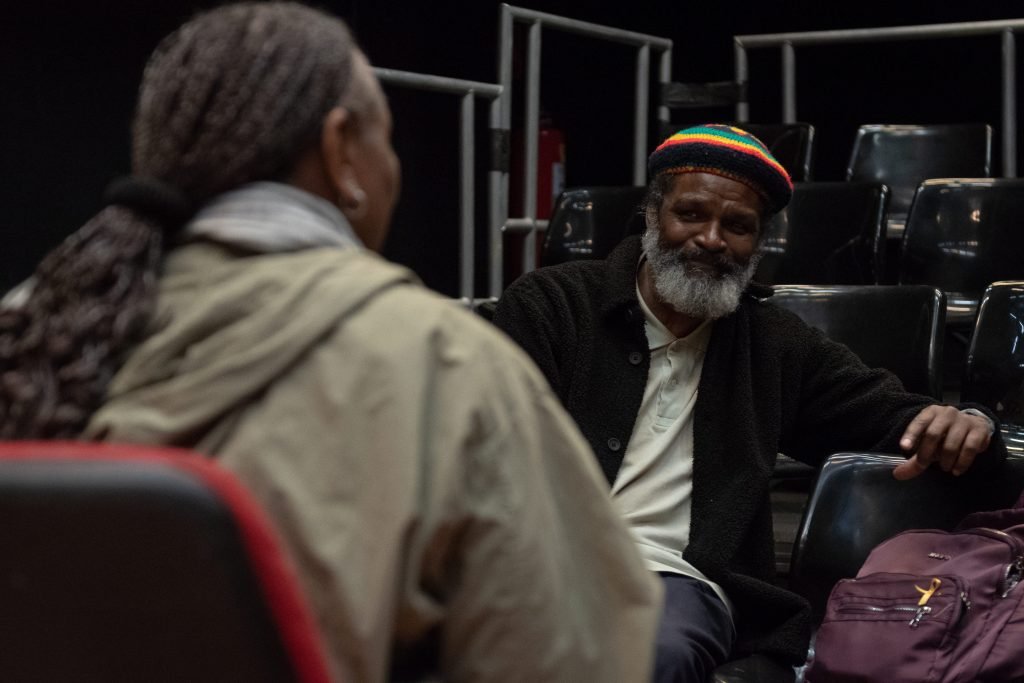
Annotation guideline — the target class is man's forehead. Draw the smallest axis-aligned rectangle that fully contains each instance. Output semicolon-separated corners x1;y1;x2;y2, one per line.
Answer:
664;174;764;214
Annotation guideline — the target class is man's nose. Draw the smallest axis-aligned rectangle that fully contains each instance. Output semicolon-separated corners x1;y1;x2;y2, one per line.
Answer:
693;221;727;252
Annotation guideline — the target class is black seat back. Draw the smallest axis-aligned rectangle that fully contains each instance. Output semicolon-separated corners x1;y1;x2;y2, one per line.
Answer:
738;122;815;182
756;182;888;285
769;284;945;399
0;444;323;683
901;179;1024;312
846;123;992;221
962;281;1024;453
541;186;646;266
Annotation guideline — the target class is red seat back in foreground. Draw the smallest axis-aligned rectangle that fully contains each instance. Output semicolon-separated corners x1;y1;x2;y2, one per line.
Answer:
0;441;332;683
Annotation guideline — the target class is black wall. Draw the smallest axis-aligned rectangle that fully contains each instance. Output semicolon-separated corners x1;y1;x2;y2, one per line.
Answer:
3;0;1023;295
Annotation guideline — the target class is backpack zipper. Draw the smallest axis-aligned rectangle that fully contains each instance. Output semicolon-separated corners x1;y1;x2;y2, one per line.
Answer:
837;603;933;628
1003;556;1024;598
836;589;972;629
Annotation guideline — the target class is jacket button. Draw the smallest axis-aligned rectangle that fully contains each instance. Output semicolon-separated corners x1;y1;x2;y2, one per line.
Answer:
607;438;622;452
628;351;643;365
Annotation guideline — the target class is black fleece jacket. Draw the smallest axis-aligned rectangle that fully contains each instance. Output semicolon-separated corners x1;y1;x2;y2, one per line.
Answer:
493;234;1006;665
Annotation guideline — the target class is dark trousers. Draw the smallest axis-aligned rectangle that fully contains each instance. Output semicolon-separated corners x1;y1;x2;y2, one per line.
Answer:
653;573;735;683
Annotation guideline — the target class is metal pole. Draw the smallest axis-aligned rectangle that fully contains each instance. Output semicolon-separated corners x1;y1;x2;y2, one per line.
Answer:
499;7;513;130
736;18;1024;48
496;4;513;292
658;47;672;130
374;68;501;97
459;93;475;300
735;41;749;122
523;19;541;273
782;41;796;123
1003;29;1017;177
507;5;673;48
488;98;504;298
634;43;651;185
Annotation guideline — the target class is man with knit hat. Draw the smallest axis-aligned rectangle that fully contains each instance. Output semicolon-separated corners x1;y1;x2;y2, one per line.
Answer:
494;124;1004;681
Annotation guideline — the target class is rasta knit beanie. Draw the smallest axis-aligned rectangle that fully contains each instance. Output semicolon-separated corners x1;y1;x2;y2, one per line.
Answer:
648;124;793;213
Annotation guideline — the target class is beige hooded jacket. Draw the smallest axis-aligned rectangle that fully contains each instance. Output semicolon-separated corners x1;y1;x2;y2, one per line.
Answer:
85;222;660;682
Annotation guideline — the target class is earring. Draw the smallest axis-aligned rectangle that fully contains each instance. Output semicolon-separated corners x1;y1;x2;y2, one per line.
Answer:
344;186;368;221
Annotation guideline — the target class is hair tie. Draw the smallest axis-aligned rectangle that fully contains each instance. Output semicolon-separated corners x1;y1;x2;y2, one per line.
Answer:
102;176;196;231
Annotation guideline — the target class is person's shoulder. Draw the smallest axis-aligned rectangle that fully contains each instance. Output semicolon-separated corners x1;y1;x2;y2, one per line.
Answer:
504;258;610;297
366;281;536;357
369;284;558;400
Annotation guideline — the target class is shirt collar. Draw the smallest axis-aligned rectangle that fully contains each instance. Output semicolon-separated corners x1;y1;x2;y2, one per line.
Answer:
182;181;363;253
635;279;713;352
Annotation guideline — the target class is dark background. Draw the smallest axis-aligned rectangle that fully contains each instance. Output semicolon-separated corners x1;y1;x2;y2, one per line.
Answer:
3;0;1023;296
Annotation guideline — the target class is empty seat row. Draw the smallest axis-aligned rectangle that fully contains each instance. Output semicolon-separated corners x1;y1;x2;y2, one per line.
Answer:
685;122;991;199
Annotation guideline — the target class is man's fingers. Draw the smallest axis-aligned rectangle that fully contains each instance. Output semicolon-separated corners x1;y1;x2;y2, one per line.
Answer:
939;420;970;472
903;406;960;469
892;455;929;481
895;411;993;479
900;406;940;452
950;424;992;476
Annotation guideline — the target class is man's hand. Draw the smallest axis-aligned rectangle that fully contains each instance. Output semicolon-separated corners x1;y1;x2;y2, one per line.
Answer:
892;405;993;480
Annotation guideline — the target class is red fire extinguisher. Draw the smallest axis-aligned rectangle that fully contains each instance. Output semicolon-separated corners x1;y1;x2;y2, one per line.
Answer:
536;112;566;220
506;112;566;285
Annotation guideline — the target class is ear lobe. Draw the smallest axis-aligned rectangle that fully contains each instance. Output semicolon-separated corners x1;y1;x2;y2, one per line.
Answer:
320;106;366;214
645;204;659;231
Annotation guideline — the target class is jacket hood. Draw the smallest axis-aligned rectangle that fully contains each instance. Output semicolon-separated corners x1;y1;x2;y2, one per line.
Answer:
85;243;416;445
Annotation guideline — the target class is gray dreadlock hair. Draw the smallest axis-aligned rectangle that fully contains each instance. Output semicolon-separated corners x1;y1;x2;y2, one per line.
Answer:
0;2;360;438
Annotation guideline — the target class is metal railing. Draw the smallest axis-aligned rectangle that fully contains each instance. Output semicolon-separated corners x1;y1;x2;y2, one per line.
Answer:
498;4;672;284
374;68;503;301
734;19;1024;177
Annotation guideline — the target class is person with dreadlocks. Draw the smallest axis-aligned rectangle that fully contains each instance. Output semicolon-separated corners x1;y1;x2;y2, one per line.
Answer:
0;3;661;680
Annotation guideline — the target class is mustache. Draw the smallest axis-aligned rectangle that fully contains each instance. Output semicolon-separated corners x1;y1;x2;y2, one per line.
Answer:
671;246;745;277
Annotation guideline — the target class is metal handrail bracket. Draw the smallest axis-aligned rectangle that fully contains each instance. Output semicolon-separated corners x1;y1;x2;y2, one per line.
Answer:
374;67;503;301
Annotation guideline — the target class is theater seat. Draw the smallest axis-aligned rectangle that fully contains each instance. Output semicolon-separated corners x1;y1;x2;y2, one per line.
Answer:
755;182;888;286
767;283;945;574
0;442;331;683
769;284;945;399
541;186;646;266
788;451;1024;624
962;281;1024;455
901;179;1024;325
846;124;991;233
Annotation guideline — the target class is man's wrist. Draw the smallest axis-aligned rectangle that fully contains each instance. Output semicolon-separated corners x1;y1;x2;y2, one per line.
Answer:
960;407;996;435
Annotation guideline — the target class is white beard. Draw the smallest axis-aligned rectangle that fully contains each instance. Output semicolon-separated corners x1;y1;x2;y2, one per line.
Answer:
641;229;760;320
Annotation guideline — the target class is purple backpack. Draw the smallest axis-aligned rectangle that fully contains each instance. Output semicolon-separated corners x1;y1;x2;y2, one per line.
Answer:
806;493;1024;682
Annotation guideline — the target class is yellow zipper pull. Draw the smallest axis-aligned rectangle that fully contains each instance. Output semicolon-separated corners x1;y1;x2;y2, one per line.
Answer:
915;577;942;606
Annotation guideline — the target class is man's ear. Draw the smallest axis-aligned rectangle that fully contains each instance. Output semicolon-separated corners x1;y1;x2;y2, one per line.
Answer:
320;106;365;213
645;203;659;231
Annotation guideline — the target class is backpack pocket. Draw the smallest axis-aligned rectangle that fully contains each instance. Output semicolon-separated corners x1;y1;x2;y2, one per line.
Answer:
807;573;969;683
